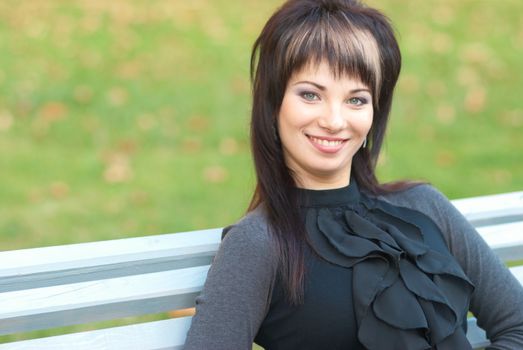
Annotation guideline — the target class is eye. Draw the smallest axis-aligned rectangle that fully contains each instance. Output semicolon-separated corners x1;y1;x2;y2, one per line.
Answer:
300;91;319;101
347;97;368;106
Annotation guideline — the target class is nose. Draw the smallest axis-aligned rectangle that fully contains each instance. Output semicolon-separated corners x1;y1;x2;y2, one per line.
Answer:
318;104;346;133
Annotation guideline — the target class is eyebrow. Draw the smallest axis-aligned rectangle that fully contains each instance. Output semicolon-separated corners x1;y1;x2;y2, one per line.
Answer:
292;80;371;94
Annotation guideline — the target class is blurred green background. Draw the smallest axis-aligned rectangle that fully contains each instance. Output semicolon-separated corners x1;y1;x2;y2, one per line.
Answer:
0;0;522;253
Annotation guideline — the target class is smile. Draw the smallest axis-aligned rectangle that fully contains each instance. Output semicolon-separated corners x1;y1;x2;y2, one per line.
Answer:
309;137;344;146
307;135;348;153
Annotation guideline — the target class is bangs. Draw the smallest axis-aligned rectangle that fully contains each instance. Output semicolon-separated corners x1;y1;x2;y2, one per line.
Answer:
279;10;382;104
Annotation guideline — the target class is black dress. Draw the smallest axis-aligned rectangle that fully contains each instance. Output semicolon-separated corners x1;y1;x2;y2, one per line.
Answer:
254;181;474;350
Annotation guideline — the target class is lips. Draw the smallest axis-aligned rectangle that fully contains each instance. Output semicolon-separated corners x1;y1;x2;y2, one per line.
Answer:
307;134;348;153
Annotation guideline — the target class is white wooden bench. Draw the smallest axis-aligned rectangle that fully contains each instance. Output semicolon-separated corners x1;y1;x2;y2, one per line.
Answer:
0;191;522;349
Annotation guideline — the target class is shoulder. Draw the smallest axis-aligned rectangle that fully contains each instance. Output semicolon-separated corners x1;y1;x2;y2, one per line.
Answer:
222;205;271;245
219;205;277;265
203;204;278;292
374;183;474;250
375;183;462;226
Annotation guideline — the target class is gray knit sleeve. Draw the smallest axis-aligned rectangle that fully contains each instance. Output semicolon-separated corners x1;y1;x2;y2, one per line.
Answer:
382;185;523;349
183;208;278;350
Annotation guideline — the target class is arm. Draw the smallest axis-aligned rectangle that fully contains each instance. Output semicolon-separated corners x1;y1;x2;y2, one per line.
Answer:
388;185;523;349
426;186;523;349
183;210;278;350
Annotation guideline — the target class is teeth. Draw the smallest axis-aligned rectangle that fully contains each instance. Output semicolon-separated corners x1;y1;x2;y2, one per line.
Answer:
310;137;343;147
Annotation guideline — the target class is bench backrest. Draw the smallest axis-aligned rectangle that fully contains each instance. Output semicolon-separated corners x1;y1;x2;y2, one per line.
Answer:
1;191;522;349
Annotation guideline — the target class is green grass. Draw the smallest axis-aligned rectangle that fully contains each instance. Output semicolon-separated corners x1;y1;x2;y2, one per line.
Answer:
0;0;522;345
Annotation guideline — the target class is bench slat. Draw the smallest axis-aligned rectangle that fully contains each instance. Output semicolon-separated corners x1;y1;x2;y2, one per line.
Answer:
0;229;221;293
476;221;523;262
0;229;220;272
0;317;192;350
451;191;523;226
0;266;209;335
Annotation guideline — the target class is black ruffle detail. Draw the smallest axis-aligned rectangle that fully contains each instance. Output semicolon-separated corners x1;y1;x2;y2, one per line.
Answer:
299;182;474;350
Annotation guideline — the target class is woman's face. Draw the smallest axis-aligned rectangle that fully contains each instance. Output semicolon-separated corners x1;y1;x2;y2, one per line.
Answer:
278;61;373;189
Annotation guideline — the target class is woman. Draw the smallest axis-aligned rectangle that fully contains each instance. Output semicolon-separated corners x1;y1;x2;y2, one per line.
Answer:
184;0;523;349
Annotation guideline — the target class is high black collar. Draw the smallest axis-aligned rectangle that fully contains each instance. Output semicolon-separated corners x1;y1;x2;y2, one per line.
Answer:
296;179;360;207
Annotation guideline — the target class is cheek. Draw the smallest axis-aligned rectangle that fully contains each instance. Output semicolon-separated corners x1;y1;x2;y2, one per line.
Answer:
355;110;373;134
278;96;304;131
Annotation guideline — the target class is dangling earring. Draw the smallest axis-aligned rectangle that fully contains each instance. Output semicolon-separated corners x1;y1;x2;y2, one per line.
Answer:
362;137;367;148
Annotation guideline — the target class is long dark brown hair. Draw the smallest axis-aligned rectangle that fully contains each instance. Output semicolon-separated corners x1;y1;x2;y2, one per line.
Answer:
248;0;412;304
